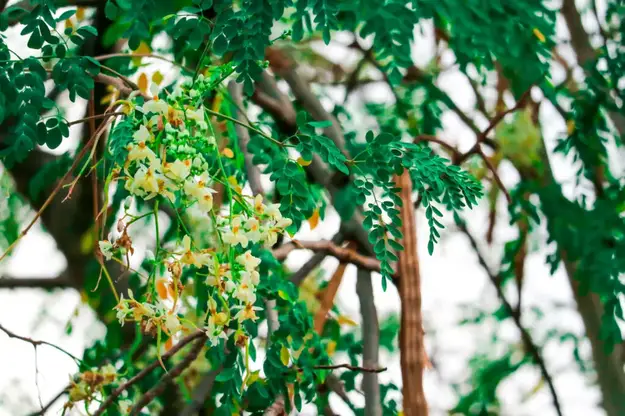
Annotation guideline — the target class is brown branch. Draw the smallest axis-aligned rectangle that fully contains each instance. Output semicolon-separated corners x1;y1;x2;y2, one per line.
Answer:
0;108;113;263
456;86;533;164
67;112;126;127
0;274;75;289
313;242;356;334
455;218;563;416
93;53;194;73
415;134;462;160
263;396;286;416
130;338;205;415
296;364;387;373
273;240;391;277
289;232;345;286
395;172;428;416
27;387;67;416
478;148;512;204
93;73;150;100
351;41;470;130
179;367;222;416
0;322;81;362
93;330;206;416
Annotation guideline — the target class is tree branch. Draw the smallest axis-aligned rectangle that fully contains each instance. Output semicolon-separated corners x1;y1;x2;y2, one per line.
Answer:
289;232;345;286
356;268;382;416
0;274;75;289
313;242;355;334
560;0;625;139
0;322;81;362
27;387;67;416
130;338;206;416
179;366;222;416
274;239;392;277
255;59;375;258
303;363;387;373
93;330;206;416
455;218;563;416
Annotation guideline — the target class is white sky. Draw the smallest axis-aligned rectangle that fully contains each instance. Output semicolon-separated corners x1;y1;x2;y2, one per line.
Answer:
0;0;620;415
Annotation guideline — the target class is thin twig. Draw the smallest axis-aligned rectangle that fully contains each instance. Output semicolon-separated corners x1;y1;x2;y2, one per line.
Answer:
415;135;462;160
455;86;533;165
0;323;81;362
455;218;564;416
28;387;68;416
94;53;194;73
130;338;206;415
67;112;126;126
302;363;387;373
93;330;206;416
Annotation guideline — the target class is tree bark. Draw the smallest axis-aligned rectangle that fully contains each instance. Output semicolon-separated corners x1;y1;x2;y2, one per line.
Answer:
395;172;428;415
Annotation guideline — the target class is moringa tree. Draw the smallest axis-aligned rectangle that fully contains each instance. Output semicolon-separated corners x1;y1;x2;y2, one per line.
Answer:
0;0;623;415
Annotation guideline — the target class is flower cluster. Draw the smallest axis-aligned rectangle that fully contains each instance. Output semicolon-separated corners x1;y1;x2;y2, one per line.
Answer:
103;79;294;355
64;364;118;411
114;289;180;337
221;195;292;249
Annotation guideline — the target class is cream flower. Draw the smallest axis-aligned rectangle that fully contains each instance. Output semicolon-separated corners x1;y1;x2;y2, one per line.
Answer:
185;107;207;129
240;270;260;286
143;99;169;116
133;124;152;142
180;235;211;268
197;188;217;213
184;172;212;199
233;275;256;304
149;83;160;98
155;175;177;202
119;400;132;414
164;312;180;335
114;294;130;325
164;159;191;181
127;141;157;163
100;364;117;381
206;263;231;287
205;319;228;346
253;194;265;214
131;163;160;194
275;217;293;229
236;250;261;271
233;303;262;323
265;203;282;219
262;228;279;248
223;217;249;248
244;217;262;243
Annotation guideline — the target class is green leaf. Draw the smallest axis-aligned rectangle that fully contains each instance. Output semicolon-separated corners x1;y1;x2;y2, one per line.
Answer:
216;367;236;382
105;1;118;20
308;120;332;128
